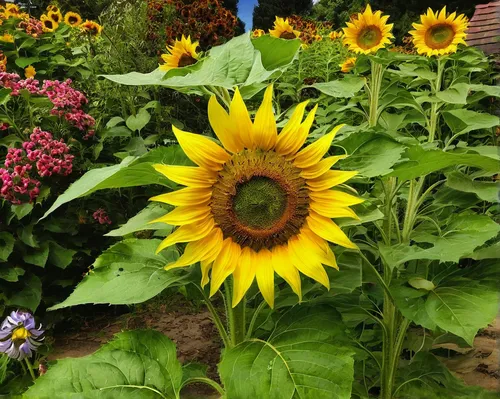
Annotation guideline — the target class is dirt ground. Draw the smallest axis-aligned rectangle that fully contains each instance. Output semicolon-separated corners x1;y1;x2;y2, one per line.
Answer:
48;300;499;398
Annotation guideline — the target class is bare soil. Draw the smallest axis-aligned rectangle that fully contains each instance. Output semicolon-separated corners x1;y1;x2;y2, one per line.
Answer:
48;299;499;397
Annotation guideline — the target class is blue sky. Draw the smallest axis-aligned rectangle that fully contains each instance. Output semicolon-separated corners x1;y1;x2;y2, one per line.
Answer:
238;0;258;31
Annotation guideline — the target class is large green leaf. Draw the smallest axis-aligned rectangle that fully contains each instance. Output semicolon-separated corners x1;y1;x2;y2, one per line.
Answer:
48;242;77;269
442;109;499;135
49;239;187;310
251;35;300;70
41;146;190;219
435;83;469;104
7;274;42;312
0;232;14;262
219;306;355;399
0;266;25;282
388;145;499;180
380;214;500;269
25;330;183;399
309;77;365;98
106;204;172;237
446;171;498;203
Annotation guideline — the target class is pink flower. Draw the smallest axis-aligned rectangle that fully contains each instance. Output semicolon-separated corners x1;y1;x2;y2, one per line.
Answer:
92;208;112;225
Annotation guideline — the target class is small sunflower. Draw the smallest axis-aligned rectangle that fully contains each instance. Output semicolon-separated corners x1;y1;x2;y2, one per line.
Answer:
160;35;199;72
409;6;468;57
0;33;14;43
314;34;323;42
0;53;7;72
151;85;361;308
46;5;59;13
80;20;103;36
40;15;58;32
47;10;63;24
342;4;393;54
269;16;300;40
24;65;36;79
329;31;343;40
64;12;82;27
340;57;357;73
252;29;265;38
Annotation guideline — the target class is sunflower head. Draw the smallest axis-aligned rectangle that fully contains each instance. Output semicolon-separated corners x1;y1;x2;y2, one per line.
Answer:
150;85;361;308
269;16;300;40
24;65;36;79
160;35;199;72
342;4;393;54
46;5;59;13
80;20;103;36
252;29;265;38
329;31;343;40
0;33;14;43
47;10;63;24
409;6;468;57
340;57;357;73
314;34;322;42
64;12;82;27
40;14;58;32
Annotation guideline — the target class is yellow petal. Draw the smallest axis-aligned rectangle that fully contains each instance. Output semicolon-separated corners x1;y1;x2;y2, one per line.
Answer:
275;101;309;156
232;247;257;307
200;260;212;287
208;96;243;153
307;170;358;191
165;228;223;270
272;244;302;300
310;201;360;220
252;85;277;151
209;239;241;296
299;228;338;269
277;104;318;157
151;206;210;226
230;87;253;149
307;211;358;249
300;155;346;179
255;249;275;308
289;235;330;288
155;217;215;254
153;164;217;188
149;187;212;207
309;189;364;207
293;124;345;168
172;125;230;171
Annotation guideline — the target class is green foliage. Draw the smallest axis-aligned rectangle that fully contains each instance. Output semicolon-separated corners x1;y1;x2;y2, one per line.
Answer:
253;0;313;30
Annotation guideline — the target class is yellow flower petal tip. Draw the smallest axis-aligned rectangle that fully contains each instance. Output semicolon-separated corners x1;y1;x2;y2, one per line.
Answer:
152;85;361;305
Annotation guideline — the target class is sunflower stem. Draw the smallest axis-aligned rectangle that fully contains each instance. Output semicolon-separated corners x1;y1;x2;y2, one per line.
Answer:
368;61;384;127
245;299;267;340
230;296;246;346
428;57;445;143
24;357;36;381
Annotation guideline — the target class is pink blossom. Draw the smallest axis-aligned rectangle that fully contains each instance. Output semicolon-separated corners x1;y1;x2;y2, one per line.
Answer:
0;122;9;131
92;208;112;225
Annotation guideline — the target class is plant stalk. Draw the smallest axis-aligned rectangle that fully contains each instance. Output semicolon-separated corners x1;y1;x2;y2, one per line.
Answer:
368;61;384;127
24;357;36;381
196;285;231;349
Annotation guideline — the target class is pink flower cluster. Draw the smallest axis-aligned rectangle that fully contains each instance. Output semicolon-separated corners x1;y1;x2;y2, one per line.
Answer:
0;122;8;131
93;208;112;225
0;128;74;204
0;73;95;138
18;18;44;38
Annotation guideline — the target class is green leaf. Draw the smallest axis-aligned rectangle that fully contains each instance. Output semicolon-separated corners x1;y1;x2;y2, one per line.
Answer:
251;35;300;70
219;305;355;399
49;239;187;310
0;232;15;262
426;279;498;345
41;146;190;219
7;274;42;312
388;145;499;180
408;277;435;291
436;83;469;104
126;108;151;132
341;137;405;177
392;283;437;330
106;204;172;237
48;242;77;269
0;266;25;282
11;203;33;220
309;77;365;98
25;330;183;399
379;214;500;269
442;109;499;135
471;242;500;260
446;171;498;203
23;244;49;267
14;57;40;68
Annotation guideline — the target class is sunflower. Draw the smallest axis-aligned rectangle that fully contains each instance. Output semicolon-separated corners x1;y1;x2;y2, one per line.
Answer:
269;16;300;40
342;4;393;54
329;31;343;40
409;7;468;57
0;33;14;43
40;15;58;32
314;34;322;42
160;35;199;72
340;57;357;73
80;20;103;36
46;5;59;13
24;65;36;79
150;85;361;308
64;12;82;27
47;10;63;24
252;29;265;38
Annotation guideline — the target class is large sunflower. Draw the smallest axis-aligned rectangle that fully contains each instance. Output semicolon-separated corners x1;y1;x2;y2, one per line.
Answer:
409;7;468;57
40;14;58;32
269;17;300;40
47;10;63;24
151;86;361;308
342;4;393;54
64;12;82;27
160;35;199;72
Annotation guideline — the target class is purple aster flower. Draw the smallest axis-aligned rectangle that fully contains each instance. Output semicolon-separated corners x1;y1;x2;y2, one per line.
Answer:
0;310;44;360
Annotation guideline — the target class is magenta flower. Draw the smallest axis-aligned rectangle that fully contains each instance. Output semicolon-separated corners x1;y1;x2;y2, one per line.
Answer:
0;310;44;360
93;208;112;225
